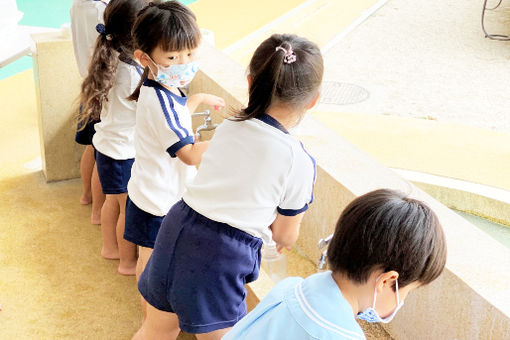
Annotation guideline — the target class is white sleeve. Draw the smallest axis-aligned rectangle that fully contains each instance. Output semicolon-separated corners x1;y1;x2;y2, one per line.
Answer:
70;1;105;78
150;91;194;158
277;144;316;216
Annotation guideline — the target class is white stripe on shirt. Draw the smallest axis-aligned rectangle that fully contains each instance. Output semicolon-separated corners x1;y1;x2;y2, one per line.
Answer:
295;282;366;340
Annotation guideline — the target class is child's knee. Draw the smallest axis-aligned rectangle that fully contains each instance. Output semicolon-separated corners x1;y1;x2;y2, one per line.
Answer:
145;305;180;337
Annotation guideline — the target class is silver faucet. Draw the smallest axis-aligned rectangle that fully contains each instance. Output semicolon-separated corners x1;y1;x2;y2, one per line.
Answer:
317;234;333;272
192;110;218;141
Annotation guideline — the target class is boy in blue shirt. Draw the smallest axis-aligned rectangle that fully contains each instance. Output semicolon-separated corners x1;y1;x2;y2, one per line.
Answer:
223;189;447;340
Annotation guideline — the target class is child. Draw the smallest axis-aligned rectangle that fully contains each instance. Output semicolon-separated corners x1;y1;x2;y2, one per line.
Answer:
223;189;448;340
123;0;225;317
71;0;109;224
134;33;323;340
80;0;147;275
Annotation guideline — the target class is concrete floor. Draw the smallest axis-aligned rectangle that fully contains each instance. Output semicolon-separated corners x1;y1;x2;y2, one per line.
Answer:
318;0;510;133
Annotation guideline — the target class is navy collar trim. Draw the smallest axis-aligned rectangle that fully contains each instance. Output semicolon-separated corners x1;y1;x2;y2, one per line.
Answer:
255;113;289;134
119;55;139;67
143;79;187;105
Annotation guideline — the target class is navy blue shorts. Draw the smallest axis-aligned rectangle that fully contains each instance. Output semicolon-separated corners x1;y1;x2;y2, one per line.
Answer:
138;200;262;334
94;150;134;194
75;118;99;145
124;196;164;248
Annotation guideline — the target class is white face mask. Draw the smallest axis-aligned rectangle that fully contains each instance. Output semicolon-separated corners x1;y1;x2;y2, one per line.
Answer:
146;54;199;88
356;278;404;323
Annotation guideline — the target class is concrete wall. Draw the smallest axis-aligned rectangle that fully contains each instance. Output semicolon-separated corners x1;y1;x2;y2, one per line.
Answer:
32;31;83;182
190;43;510;340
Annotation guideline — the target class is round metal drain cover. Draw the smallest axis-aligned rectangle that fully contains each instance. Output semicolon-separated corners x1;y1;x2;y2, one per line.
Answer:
320;81;369;105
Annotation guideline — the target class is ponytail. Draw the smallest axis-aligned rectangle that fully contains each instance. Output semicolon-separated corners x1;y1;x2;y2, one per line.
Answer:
76;0;148;130
127;66;149;101
77;35;119;130
235;47;285;121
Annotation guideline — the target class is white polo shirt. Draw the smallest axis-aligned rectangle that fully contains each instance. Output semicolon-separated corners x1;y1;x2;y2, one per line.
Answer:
92;60;143;160
70;0;108;78
183;114;316;244
127;79;197;217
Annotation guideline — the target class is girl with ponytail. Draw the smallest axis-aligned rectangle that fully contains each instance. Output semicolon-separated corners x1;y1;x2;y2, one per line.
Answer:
80;0;147;276
135;33;323;340
122;0;224;320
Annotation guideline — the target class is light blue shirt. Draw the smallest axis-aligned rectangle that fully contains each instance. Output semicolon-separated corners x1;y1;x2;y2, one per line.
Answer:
223;271;366;340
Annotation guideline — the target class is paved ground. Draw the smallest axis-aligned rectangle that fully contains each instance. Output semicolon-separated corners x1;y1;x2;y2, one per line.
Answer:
318;0;510;133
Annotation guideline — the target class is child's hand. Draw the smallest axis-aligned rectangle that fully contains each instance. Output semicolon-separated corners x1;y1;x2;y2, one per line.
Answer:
201;94;225;110
276;244;291;254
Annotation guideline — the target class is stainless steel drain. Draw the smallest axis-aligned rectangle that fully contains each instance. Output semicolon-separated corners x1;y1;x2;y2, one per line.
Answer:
320;81;369;105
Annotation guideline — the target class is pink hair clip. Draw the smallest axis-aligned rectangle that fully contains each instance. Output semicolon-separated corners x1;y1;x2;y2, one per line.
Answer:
275;45;297;64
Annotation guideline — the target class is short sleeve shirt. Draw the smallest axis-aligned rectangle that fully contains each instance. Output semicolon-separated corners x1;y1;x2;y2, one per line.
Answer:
92;60;143;160
183;114;316;243
127;79;196;216
223;271;366;340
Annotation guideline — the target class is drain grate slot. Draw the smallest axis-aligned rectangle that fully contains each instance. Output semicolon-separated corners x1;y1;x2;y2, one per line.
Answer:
320;81;369;105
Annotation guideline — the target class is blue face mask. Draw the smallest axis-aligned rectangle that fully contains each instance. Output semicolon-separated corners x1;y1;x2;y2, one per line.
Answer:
146;54;199;88
357;278;404;323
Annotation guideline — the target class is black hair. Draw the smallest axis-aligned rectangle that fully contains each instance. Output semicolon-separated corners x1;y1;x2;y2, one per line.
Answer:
128;0;201;101
77;0;148;130
234;33;324;122
327;189;447;289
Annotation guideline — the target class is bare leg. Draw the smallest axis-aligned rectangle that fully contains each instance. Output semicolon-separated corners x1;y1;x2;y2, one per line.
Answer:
136;246;153;321
196;328;232;340
90;164;104;225
80;145;95;205
100;194;120;259
132;300;180;340
117;193;137;276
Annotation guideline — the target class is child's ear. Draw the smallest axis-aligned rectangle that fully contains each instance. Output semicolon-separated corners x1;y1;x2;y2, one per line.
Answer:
306;91;321;109
375;270;399;294
247;74;254;89
135;50;150;67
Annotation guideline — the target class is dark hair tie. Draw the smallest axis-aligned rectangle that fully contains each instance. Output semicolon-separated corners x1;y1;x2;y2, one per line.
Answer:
96;24;113;40
96;23;106;35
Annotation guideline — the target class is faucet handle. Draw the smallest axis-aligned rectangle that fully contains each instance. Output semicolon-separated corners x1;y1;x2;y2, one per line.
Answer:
317;234;333;250
191;109;210;118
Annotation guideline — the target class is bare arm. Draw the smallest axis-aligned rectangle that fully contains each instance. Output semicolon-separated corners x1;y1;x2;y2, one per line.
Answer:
186;93;205;113
270;212;305;250
175;141;210;166
186;93;225;114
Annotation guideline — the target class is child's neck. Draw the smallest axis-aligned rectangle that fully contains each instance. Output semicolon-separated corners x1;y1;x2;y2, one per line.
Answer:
331;271;372;316
266;105;303;131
